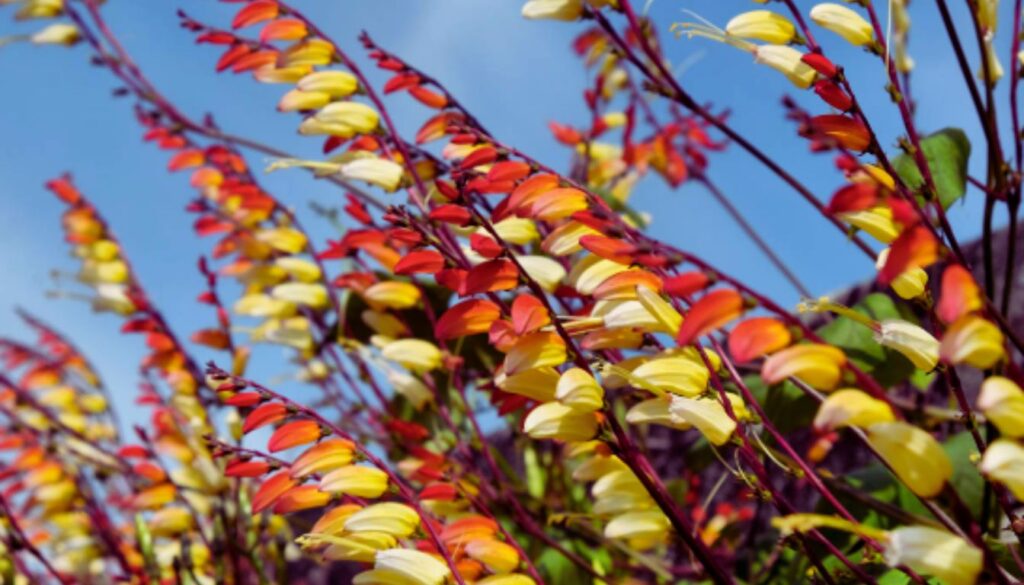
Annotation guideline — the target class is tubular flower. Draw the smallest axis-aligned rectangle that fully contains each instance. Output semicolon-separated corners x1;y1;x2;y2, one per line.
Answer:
725;11;796;44
465;539;521;574
635;285;683;333
521;0;583;21
669;394;747;446
604;510;671;542
754;45;817;88
866;422;951;498
339;158;405;192
937;265;982;324
297;70;359;98
523;402;599;441
495;367;559;402
980;439;1024;500
627;354;712;397
555;368;604;412
977;377;1024;438
319;465;389;498
809;3;874;47
874;319;939;371
626;397;691;430
676;289;745;346
344;503;420;538
883;527;982;585
504;331;567;375
939;315;1004;369
290;439;357;477
30;22;79;45
380;339;443;373
813;389;894;431
877;248;927;299
365;549;451;585
760;343;846;390
728;317;791;363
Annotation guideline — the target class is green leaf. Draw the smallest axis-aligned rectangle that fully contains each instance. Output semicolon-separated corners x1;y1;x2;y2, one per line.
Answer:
746;375;817;434
891;128;971;209
944;431;985;517
816;293;915;387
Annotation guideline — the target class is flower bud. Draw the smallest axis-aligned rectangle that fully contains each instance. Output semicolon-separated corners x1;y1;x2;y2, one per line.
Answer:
813;388;894;431
669;394;747;446
555;368;604;412
523;402;599;442
31;23;80;46
521;0;583;21
340;158;405;192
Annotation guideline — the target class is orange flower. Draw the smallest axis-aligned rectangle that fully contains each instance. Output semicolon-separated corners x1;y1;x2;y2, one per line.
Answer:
677;289;745;346
252;471;298;514
809;115;871;152
242;402;288;434
273;485;329;514
268;420;322;452
233;1;279;29
761;343;846;390
728;317;791;363
290;438;356;478
511;294;550;335
936;264;982;324
435;299;502;340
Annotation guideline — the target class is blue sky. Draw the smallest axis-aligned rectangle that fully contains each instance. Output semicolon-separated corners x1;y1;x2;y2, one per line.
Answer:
0;1;1012;427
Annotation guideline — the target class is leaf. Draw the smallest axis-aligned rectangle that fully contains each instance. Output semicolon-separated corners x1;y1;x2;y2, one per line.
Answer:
816;293;915;387
746;375;817;434
943;431;984;517
891;128;971;209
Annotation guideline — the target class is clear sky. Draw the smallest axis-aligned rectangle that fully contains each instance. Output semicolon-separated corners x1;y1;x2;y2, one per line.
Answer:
0;1;1013;427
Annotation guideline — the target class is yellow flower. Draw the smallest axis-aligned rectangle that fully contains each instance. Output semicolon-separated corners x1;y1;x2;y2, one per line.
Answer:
809;3;875;47
340;158;405;192
278;89;331;112
980;439;1024;500
320;465;390;498
465;539;521;574
628;355;711;397
555;368;604;412
754;45;817;88
635;285;683;333
866;422;951;498
516;255;566;292
877;248;927;299
883;526;982;585
271;282;330;309
359;548;450;585
977;376;1024;438
495;367;559;402
761;343;846;390
344;503;420;537
523;402;599;441
504;331;567;375
813;389;894;431
940;315;1005;369
312;101;380;135
381;339;443;373
626;397;691;430
297;70;359;98
669;394;746;446
874;320;939;371
725;10;796;44
838;206;899;243
604;510;671;541
363;281;421;310
521;0;583;21
31;23;79;45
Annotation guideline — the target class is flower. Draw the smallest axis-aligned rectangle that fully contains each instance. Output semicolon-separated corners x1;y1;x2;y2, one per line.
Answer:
344;503;420;537
339;158;405;192
813;389;894;431
725;10;796;44
381;339;443;373
866;422;951;498
31;23;80;45
980;439;1024;500
555;368;604;412
977;376;1024;438
297;70;359;98
319;465;389;498
761;343;846;390
523;402;599;441
874;319;939;371
366;548;450;585
940;315;1004;369
883;526;982;585
521;0;583;21
809;4;874;47
669;394;746;446
754;45;817;88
